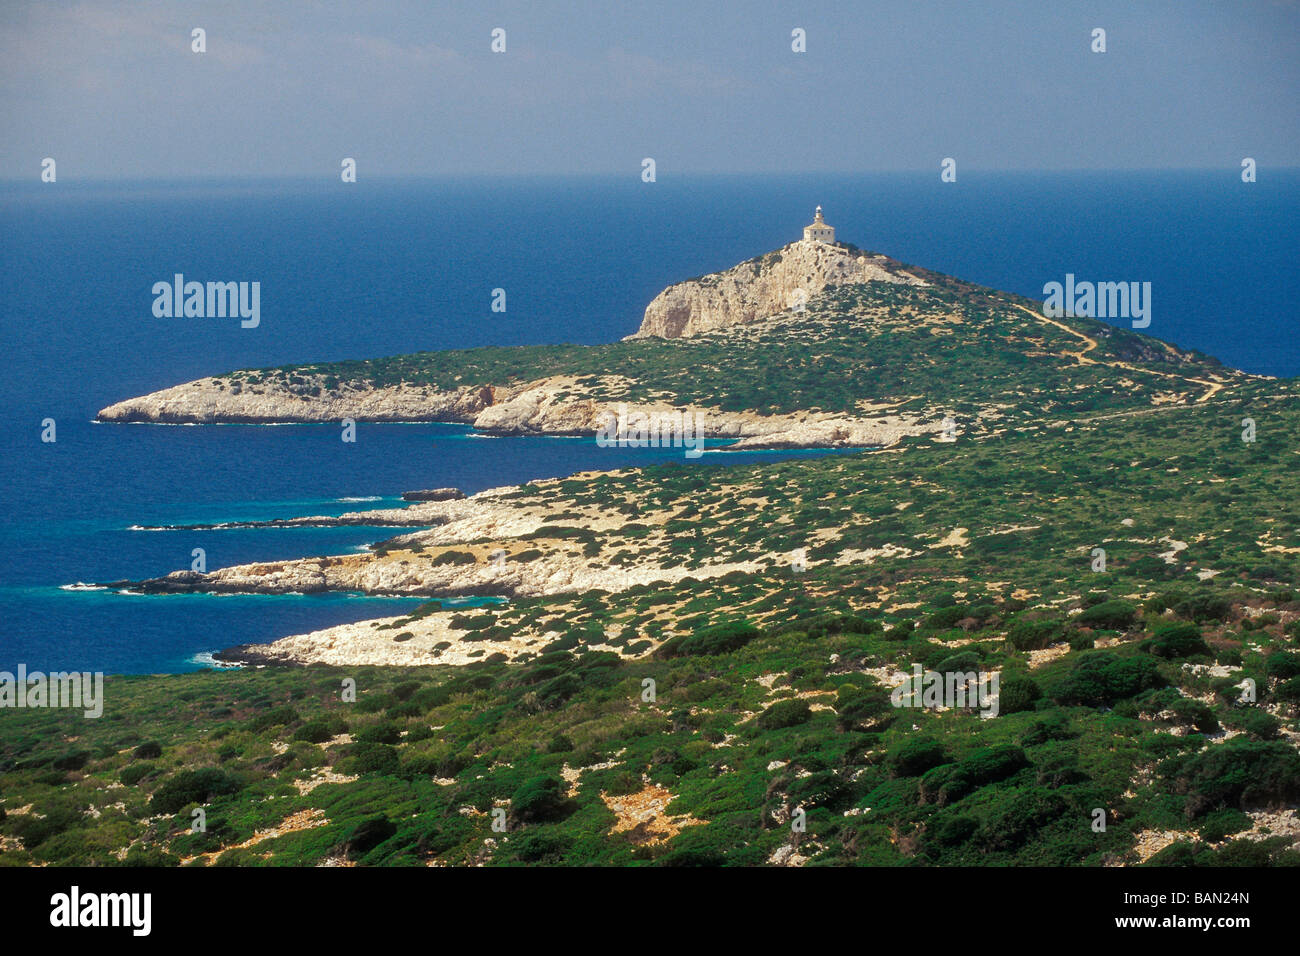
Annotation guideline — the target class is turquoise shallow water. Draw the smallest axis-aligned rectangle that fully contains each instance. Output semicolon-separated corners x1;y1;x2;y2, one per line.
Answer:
1;585;433;674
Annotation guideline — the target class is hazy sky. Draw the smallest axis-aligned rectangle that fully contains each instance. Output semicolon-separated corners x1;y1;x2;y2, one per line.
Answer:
2;0;1297;179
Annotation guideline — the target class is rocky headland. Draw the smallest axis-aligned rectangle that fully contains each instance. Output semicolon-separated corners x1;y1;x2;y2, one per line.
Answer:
96;239;948;449
630;239;926;339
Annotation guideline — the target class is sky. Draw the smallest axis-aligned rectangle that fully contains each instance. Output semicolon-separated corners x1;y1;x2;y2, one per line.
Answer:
1;0;1297;179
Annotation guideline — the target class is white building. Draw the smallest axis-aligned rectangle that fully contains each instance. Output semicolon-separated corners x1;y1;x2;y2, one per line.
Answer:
803;205;835;243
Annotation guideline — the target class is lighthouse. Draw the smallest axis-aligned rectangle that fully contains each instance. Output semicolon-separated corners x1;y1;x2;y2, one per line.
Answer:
803;205;835;243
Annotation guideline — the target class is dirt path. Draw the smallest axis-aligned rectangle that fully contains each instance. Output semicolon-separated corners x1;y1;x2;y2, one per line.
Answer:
1017;303;1100;365
1013;304;1225;403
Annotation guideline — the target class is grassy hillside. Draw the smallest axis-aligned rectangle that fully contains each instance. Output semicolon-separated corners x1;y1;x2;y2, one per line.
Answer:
3;380;1298;867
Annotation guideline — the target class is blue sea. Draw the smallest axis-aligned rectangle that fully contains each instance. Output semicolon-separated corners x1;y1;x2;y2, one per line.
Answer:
1;172;1297;674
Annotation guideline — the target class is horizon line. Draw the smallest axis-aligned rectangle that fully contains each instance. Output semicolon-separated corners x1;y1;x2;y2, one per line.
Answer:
3;166;1299;186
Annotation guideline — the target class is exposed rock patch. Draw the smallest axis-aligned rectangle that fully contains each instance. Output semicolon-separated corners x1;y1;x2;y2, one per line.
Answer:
97;371;935;450
631;240;925;339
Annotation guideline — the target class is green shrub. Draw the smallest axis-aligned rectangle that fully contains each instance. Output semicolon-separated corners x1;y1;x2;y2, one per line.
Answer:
1169;699;1219;734
356;721;402;745
1144;841;1198;866
120;763;157;786
1076;600;1137;630
450;613;495;631
10;801;84;849
887;620;916;641
932;814;978;847
246;706;298;733
536;673;583;707
386;700;424;719
756;698;812;731
1018;715;1074;746
1226;709;1280;741
786;769;850;810
405;724;435;743
919;764;971;805
932;651;980;675
117;845;177;867
1053;652;1164;706
509;775;572;825
658;621;759;658
1208;838;1288;866
392;681;421;701
1274;675;1300;703
1034;752;1087;787
1197;808;1252;843
977;788;1069;852
834;685;894;731
345;742;400;776
342;816;397;858
958;745;1029;786
293;716;348;743
132;741;163;760
430;550;477;567
924;606;969;631
888;739;949;777
1159;740;1300;818
1143;623;1211;659
51;751;91;771
507;830;570;863
1006;619;1062;651
149;768;243;814
1265;651;1300;680
1174;593;1233;623
1216;647;1243;667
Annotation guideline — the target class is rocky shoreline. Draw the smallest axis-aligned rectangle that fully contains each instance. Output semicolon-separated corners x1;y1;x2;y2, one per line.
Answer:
401;488;466;502
96;476;779;666
101;440;817;601
129;514;441;531
207;602;559;669
211;644;296;667
97;371;936;450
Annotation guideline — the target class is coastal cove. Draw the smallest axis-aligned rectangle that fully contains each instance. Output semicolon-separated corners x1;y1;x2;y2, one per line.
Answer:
2;417;852;674
3;173;1298;675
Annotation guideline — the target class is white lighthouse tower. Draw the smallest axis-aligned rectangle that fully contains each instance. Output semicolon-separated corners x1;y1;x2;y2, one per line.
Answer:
803;205;835;243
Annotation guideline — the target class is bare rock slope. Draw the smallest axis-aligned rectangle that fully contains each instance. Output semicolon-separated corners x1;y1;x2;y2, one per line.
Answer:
629;239;926;339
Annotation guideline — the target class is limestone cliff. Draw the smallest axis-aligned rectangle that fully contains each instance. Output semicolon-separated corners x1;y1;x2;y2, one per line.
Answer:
96;372;934;448
96;377;491;425
630;239;926;339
